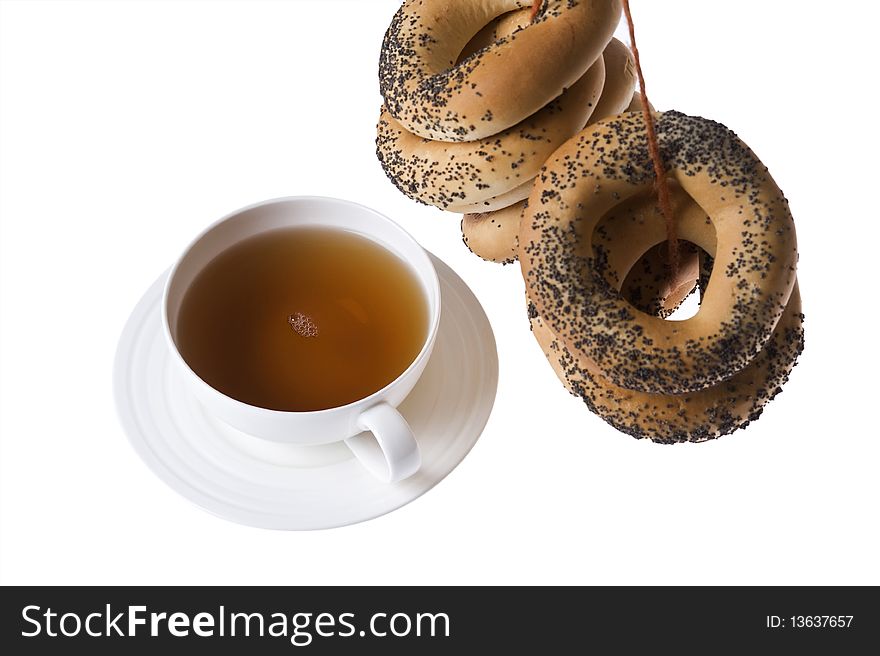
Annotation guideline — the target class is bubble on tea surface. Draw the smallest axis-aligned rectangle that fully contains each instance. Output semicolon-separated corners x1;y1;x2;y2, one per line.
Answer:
288;312;318;338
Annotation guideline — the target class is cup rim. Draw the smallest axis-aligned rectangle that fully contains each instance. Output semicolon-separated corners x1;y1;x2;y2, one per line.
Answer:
160;195;442;416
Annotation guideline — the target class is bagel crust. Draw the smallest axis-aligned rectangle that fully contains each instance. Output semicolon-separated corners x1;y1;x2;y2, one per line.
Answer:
520;111;798;394
379;0;622;141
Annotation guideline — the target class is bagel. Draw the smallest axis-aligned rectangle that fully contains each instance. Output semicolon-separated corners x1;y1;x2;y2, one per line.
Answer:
527;177;802;442
520;111;798;394
379;0;623;141
527;189;802;442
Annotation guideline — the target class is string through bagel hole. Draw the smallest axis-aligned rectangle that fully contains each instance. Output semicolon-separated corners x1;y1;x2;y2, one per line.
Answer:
622;0;679;277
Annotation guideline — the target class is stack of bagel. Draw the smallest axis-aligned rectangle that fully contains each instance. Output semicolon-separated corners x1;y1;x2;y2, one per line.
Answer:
378;0;635;263
377;0;804;443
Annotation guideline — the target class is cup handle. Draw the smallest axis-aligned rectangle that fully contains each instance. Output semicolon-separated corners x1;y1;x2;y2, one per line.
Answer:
345;403;421;483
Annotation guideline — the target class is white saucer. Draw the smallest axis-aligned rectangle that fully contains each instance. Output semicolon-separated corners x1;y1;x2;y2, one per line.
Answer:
113;255;498;530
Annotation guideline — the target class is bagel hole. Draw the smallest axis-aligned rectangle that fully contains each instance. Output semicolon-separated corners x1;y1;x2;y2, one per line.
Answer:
621;241;713;321
665;282;701;320
587;184;717;321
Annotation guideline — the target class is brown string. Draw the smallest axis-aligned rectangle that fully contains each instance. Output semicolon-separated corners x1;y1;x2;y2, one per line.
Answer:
622;0;679;275
529;0;542;22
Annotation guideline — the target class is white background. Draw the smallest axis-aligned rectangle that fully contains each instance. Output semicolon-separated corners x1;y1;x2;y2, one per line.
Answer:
1;0;878;585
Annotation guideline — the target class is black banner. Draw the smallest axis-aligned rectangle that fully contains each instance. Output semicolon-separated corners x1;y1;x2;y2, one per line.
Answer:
1;586;876;653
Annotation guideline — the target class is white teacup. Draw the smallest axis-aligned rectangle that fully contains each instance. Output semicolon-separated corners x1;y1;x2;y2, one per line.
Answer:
162;196;441;483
